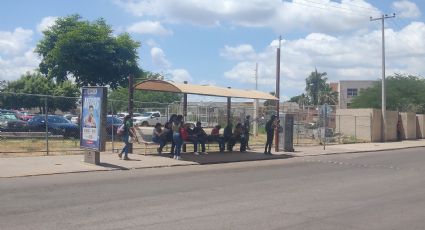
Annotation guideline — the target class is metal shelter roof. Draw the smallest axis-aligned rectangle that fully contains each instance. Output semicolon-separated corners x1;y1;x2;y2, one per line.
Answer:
134;80;278;100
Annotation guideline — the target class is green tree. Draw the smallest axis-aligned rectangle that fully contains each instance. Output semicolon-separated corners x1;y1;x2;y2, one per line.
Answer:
289;93;309;107
36;15;141;89
351;74;425;113
263;92;277;107
1;72;79;113
305;69;328;106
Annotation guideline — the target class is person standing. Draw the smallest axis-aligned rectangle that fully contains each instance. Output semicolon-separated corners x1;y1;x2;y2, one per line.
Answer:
264;115;278;155
243;115;251;150
223;123;234;152
172;115;184;160
119;115;137;160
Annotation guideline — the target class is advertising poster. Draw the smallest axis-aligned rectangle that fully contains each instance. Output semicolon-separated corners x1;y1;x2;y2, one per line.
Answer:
80;87;103;150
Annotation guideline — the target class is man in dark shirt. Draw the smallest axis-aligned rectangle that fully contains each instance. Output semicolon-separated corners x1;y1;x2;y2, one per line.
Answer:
193;121;208;154
264;115;278;155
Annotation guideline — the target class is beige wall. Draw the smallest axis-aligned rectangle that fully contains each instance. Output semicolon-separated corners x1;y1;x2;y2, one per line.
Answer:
417;115;425;139
399;112;416;140
336;109;402;142
385;111;398;141
336;109;373;142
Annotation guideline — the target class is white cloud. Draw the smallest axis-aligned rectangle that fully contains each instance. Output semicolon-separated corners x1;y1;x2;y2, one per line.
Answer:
220;44;257;61
114;0;381;33
392;0;421;18
169;69;193;82
36;16;58;33
222;21;425;98
150;47;192;83
0;48;41;81
0;28;33;56
0;28;39;81
127;20;172;36
150;47;171;69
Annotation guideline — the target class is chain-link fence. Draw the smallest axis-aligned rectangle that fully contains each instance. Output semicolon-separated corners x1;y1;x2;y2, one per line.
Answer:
0;92;374;155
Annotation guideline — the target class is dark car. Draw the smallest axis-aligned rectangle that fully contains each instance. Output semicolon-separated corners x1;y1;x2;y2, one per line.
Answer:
27;115;80;138
106;115;123;138
0;113;28;132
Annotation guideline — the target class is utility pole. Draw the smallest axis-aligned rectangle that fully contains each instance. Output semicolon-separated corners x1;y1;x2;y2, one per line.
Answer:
370;13;395;142
253;63;259;137
275;36;281;152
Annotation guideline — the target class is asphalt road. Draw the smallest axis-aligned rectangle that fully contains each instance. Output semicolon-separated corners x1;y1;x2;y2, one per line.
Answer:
1;148;425;230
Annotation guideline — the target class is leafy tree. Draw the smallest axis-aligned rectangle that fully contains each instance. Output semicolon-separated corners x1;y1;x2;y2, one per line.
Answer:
1;72;79;113
263;92;277;107
351;74;425;113
289;93;309;107
305;69;328;106
36;15;141;89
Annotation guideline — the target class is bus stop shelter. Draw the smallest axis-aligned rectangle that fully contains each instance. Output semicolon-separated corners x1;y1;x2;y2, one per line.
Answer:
133;79;279;124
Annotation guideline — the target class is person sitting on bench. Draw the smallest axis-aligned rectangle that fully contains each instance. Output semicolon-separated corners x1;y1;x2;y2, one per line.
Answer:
193;121;208;155
152;122;167;154
232;123;247;152
209;125;225;152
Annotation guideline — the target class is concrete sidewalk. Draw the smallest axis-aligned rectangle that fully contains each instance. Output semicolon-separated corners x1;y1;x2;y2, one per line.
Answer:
1;140;424;178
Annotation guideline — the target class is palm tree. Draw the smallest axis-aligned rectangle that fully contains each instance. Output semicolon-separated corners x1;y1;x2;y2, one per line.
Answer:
305;69;328;107
319;84;338;105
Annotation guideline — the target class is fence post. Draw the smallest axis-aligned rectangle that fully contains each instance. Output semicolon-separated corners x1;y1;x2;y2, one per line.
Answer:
354;115;357;142
337;115;340;143
45;97;49;156
111;101;115;153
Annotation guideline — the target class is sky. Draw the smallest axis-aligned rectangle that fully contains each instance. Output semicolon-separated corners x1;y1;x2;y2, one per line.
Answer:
1;0;425;102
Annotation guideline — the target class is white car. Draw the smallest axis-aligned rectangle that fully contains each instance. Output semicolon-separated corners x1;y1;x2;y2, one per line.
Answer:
133;111;167;127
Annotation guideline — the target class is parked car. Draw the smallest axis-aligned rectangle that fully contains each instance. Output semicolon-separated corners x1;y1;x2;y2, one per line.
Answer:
0;113;28;132
106;115;123;138
133;111;167;126
0;109;35;121
117;112;141;120
27;115;80;138
63;114;79;124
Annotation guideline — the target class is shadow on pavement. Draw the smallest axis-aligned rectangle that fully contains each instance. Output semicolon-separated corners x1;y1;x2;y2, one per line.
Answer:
99;162;130;170
151;151;293;165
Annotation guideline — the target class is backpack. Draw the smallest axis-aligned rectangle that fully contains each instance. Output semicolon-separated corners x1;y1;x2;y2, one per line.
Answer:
117;124;125;136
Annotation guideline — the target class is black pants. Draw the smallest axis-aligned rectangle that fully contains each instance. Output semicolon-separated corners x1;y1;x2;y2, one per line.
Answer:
265;132;274;153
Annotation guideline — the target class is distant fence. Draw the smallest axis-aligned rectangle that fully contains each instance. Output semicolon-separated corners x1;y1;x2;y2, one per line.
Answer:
0;92;374;155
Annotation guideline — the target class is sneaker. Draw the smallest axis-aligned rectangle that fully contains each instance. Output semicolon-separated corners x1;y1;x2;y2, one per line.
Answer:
173;155;177;159
123;156;130;160
157;147;162;154
194;152;200;155
202;152;208;155
176;156;181;160
118;153;122;159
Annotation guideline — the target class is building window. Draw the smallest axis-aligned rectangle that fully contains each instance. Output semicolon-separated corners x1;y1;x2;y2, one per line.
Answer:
347;88;358;97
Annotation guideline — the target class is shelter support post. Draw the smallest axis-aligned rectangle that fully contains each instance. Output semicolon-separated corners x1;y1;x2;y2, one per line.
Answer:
128;74;134;153
227;87;231;125
183;81;188;152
